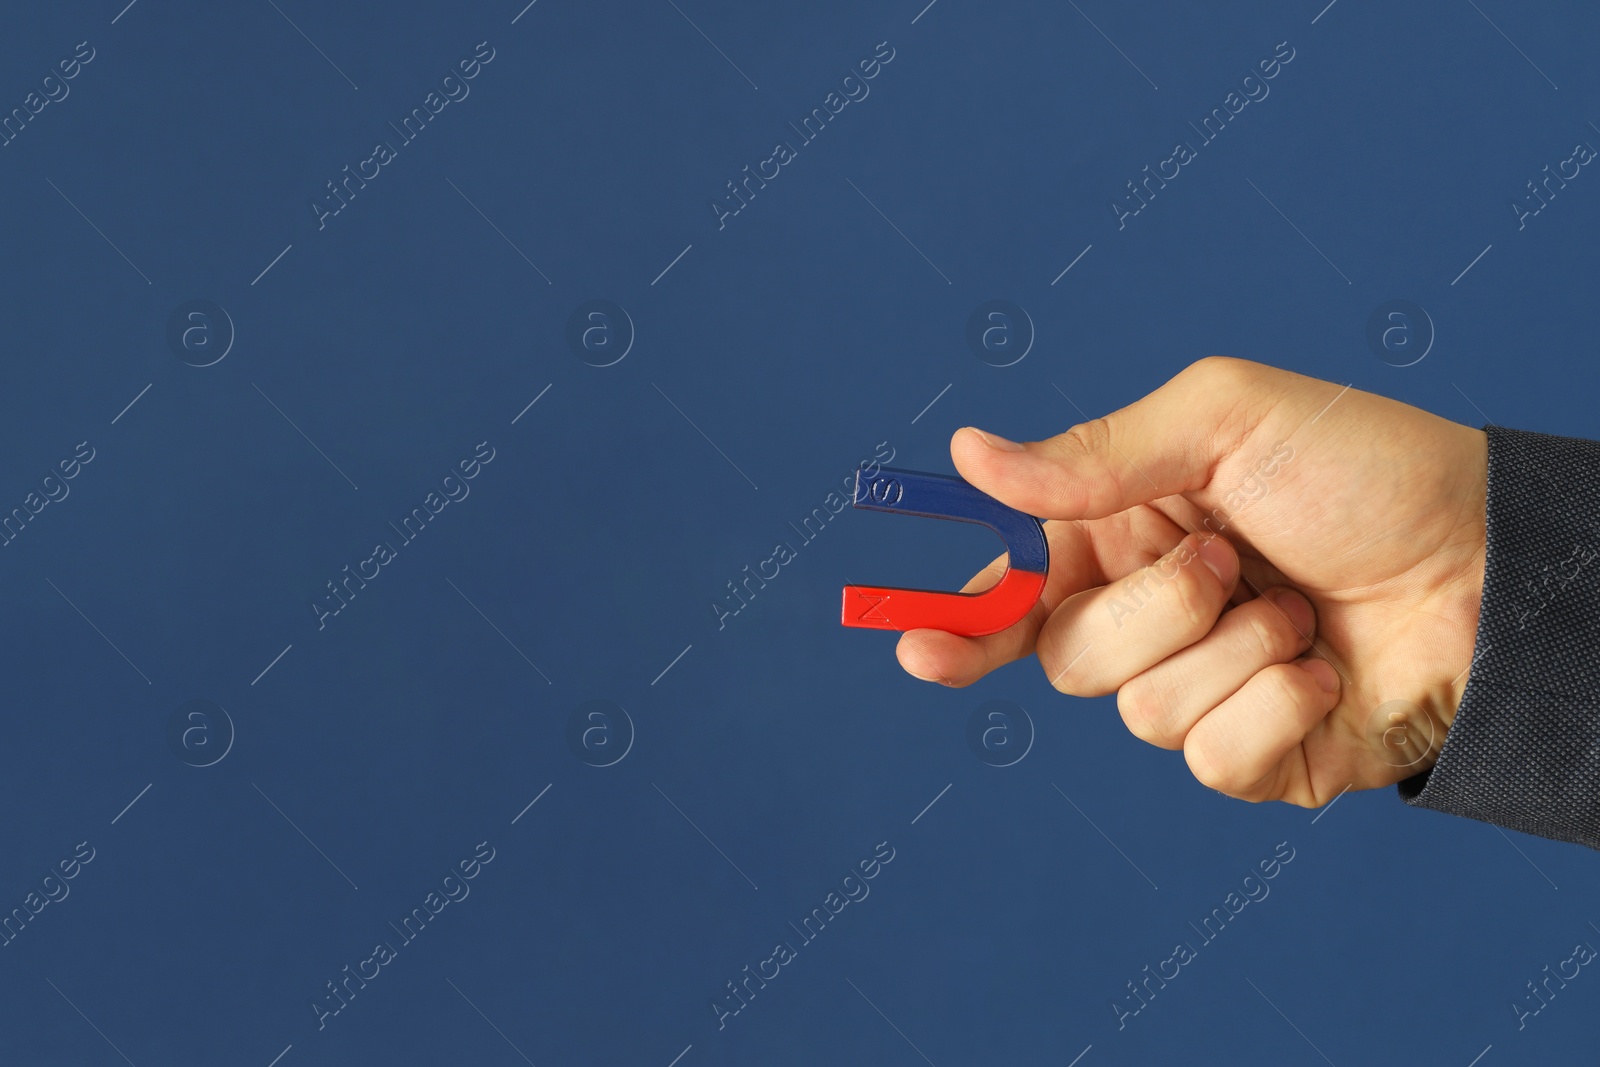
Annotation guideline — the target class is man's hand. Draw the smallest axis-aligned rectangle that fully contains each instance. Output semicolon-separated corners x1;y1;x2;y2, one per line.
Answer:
896;357;1488;807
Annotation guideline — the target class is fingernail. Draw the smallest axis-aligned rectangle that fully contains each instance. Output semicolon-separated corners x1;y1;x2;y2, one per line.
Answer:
1196;535;1237;585
968;428;1026;452
1266;587;1316;636
1298;658;1340;693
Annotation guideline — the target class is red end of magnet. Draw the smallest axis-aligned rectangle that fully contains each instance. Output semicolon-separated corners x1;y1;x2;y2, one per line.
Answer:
841;568;1046;638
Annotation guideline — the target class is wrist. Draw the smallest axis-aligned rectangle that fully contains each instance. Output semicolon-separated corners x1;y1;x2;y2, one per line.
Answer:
1443;430;1491;723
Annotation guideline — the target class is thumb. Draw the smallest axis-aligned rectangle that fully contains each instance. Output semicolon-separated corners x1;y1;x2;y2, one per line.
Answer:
951;357;1264;520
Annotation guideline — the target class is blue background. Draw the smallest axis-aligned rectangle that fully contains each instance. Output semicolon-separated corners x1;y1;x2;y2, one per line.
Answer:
1;1;1597;1064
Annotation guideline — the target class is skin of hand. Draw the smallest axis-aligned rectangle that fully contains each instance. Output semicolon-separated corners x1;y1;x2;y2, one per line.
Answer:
896;357;1488;807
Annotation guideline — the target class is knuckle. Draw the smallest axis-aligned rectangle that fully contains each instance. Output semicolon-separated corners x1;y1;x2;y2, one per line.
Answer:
1168;550;1218;635
1039;635;1101;697
1184;738;1246;796
1038;642;1075;695
1117;679;1181;749
1060;417;1113;460
1188;355;1252;388
1243;604;1301;663
1257;662;1317;709
1046;660;1095;697
1051;419;1123;510
1045;660;1081;696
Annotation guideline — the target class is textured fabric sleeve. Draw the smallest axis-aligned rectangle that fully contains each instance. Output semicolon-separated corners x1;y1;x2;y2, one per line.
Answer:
1399;425;1600;849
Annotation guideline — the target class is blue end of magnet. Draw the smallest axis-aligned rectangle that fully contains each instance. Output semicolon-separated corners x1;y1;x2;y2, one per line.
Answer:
852;466;1048;574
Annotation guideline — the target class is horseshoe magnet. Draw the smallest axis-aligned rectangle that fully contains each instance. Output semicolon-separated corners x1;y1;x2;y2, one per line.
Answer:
842;466;1049;637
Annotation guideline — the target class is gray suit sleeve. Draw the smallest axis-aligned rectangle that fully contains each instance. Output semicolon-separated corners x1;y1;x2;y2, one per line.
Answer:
1399;425;1600;849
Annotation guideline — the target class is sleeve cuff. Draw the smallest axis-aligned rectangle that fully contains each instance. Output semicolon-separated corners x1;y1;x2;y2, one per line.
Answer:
1399;425;1600;850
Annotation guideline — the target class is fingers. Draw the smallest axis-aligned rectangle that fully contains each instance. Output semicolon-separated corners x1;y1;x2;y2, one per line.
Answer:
1183;659;1341;802
895;519;1110;686
950;357;1269;521
895;590;1048;686
894;552;1034;685
1116;587;1316;749
1039;532;1240;696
